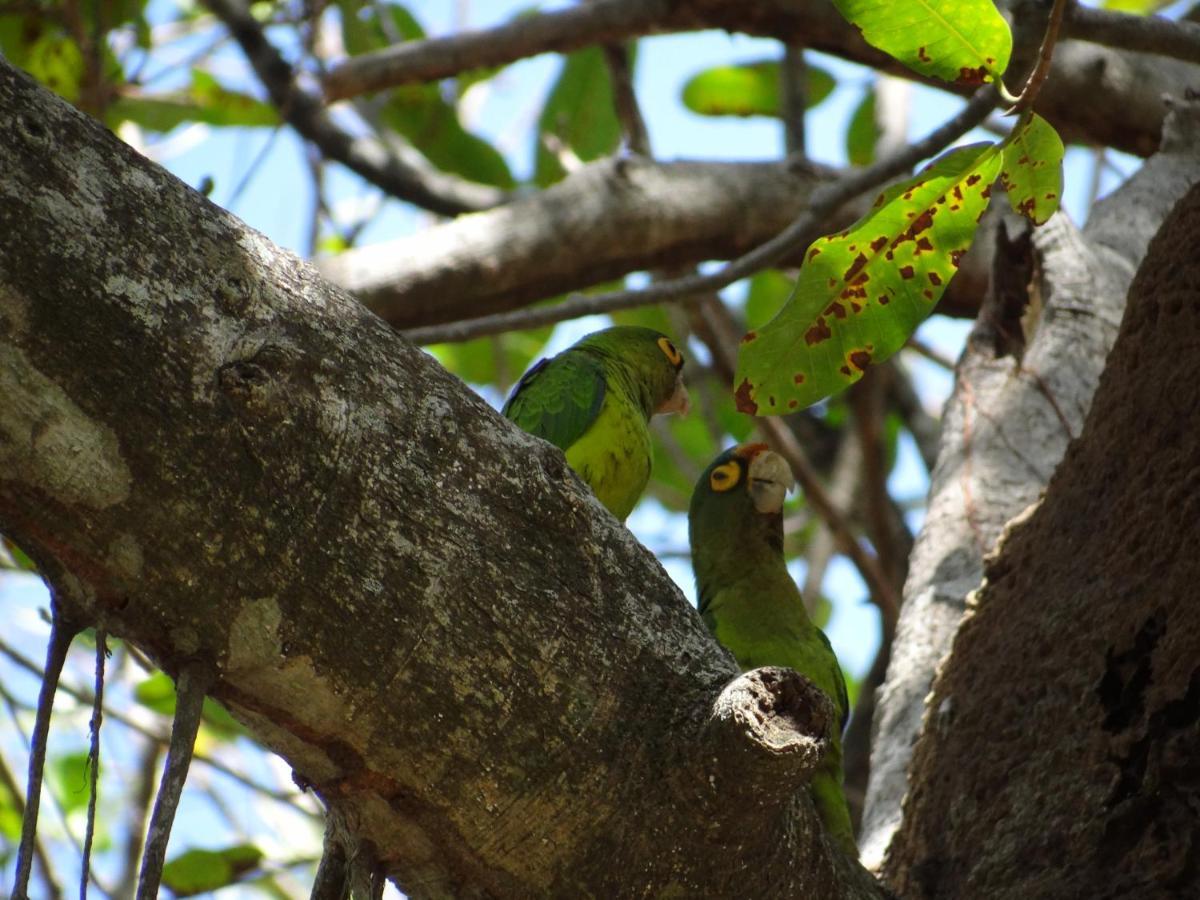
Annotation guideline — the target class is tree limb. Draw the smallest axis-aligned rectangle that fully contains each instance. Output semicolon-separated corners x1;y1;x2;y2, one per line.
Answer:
1066;2;1200;67
401;86;999;343
320;0;1199;157
0;59;883;898
886;172;1200;900
136;660;215;900
859;94;1200;870
12;607;79;900
322;0;672;100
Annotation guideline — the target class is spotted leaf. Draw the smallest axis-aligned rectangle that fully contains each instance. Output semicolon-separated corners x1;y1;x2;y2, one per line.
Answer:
1001;113;1064;225
830;0;1011;86
735;142;1002;414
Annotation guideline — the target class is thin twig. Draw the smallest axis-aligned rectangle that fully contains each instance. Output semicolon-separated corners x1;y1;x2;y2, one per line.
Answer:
851;371;905;628
405;85;1000;344
801;427;862;610
0;749;63;900
602;42;650;156
322;0;670;100
81;629;107;900
758;416;901;623
13;607;80;900
1006;0;1071;113
136;660;216;900
200;0;504;215
0;635;312;807
780;45;808;156
0;681;114;899
904;335;955;370
224;124;284;212
114;738;161;900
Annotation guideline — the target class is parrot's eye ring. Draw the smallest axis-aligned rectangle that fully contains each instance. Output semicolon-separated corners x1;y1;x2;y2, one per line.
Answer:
709;461;741;492
657;337;683;368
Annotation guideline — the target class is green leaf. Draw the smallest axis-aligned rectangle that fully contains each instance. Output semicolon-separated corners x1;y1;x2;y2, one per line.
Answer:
830;0;1012;86
1;535;38;571
431;326;552;391
341;0;512;187
381;86;514;188
161;844;264;896
745;270;796;331
735;142;1002;414
134;673;245;739
109;70;279;131
24;31;86;102
534;47;622;187
338;0;424;56
845;87;879;166
1000;113;1064;225
1102;0;1166;11
49;752;92;814
0;774;23;841
681;60;834;118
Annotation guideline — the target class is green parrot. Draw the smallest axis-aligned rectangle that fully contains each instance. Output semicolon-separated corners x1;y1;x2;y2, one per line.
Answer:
502;326;690;521
689;443;856;855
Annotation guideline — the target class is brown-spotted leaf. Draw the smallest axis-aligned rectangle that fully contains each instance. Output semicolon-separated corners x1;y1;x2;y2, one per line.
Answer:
735;142;1002;414
831;0;1011;86
1001;113;1064;225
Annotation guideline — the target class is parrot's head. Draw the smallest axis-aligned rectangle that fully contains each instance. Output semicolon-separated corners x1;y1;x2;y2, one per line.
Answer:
689;443;795;580
579;326;689;418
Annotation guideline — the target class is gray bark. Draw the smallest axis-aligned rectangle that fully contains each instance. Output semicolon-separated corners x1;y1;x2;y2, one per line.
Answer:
0;61;883;899
885;170;1200;900
859;96;1200;869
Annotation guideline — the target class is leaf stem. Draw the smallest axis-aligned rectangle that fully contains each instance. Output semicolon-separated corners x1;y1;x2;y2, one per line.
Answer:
1005;0;1071;114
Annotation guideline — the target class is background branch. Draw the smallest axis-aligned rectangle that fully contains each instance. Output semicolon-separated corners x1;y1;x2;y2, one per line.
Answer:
403;86;999;343
201;0;506;216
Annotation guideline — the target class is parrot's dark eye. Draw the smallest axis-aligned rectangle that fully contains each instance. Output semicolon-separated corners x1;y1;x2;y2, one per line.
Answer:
709;461;741;492
657;336;683;368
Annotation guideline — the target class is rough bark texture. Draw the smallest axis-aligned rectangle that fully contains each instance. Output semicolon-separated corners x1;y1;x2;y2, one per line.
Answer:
0;61;884;899
859;98;1200;869
885;178;1200;900
318;157;835;329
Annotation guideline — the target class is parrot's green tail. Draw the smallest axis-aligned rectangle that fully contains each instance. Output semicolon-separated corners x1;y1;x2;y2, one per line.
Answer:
810;771;857;856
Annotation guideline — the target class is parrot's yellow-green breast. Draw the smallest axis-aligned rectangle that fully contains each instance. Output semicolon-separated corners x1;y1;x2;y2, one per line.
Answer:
502;326;688;521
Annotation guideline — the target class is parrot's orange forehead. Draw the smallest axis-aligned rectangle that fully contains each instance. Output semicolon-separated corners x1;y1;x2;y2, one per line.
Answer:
734;442;770;461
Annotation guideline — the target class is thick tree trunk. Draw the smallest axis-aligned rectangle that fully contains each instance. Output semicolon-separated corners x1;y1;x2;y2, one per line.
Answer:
0;61;882;898
884;176;1200;900
859;97;1200;870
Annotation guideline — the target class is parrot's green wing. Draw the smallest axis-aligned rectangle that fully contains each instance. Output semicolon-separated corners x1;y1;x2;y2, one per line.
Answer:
816;628;850;733
502;353;606;451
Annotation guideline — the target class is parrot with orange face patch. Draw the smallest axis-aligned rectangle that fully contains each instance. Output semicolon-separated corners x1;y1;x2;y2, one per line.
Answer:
689;443;855;855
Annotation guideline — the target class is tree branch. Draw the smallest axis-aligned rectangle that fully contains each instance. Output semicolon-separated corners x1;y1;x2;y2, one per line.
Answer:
319;0;1199;157
0;59;883;898
322;0;671;100
81;629;108;900
402;86;999;343
1066;2;1200;67
136;660;215;900
200;0;505;216
12;607;79;900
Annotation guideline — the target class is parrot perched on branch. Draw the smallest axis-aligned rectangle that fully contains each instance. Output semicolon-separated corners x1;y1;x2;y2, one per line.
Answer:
688;443;856;855
503;326;690;521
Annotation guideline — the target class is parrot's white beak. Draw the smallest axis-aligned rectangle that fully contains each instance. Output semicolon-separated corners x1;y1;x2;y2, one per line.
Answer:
747;449;795;514
657;376;690;416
